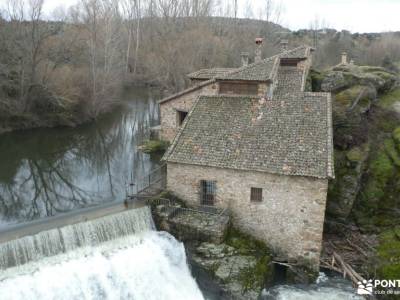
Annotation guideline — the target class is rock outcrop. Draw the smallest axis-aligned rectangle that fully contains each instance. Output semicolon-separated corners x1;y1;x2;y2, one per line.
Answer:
312;64;400;287
311;65;399;226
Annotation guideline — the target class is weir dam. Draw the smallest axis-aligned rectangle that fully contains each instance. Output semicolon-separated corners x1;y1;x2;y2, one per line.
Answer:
0;199;150;270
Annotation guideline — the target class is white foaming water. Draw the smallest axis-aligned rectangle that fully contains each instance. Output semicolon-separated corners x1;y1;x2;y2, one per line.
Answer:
0;231;204;300
0;206;154;269
262;274;363;300
265;286;362;300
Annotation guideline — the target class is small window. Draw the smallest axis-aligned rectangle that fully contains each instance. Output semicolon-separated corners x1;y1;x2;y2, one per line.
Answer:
219;82;258;95
250;187;263;202
177;110;188;126
280;58;299;67
200;180;216;206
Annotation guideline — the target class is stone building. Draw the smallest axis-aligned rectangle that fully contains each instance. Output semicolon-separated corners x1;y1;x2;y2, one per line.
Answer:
159;42;334;268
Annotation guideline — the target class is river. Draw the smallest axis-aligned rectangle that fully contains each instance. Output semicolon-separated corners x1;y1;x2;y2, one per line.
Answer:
0;87;160;229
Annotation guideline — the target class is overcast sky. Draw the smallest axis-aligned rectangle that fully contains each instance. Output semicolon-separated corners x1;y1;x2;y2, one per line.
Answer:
1;0;399;33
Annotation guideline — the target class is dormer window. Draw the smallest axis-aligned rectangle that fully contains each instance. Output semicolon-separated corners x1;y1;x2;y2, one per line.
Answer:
280;58;299;67
219;82;258;95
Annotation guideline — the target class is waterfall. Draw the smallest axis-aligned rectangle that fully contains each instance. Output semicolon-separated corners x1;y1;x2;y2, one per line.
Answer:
0;206;154;270
0;231;205;300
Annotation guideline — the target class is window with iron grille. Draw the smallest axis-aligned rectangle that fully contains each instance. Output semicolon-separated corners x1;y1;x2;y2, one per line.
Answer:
200;180;216;206
250;187;263;202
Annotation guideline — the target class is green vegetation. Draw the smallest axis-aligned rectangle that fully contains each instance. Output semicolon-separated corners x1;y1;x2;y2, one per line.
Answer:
225;226;271;256
309;69;325;92
378;88;400;109
238;255;271;292
359;66;389;73
140;140;169;154
376;227;400;279
363;148;394;206
335;85;365;107
354;143;400;230
346;146;366;162
224;226;273;292
384;139;400;167
393;127;400;145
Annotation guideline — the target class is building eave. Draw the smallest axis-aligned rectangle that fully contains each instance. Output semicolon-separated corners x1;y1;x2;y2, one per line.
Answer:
158;79;216;105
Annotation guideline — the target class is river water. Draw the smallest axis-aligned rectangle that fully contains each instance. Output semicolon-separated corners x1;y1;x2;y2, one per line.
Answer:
0;87;160;229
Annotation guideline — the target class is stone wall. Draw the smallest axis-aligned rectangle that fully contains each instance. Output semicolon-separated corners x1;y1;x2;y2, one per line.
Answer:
167;162;328;269
160;82;219;141
298;56;313;91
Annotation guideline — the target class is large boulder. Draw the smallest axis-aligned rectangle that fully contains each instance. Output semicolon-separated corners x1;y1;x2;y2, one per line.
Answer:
320;65;397;94
188;227;274;300
327;145;369;221
321;71;348;92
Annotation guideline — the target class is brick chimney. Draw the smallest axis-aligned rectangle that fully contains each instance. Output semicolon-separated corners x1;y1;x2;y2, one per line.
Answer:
341;52;348;65
255;38;263;63
280;39;289;52
241;52;249;67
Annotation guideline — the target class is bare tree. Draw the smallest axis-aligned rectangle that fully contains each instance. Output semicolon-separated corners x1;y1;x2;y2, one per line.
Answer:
78;0;125;116
121;0;142;76
243;0;253;19
262;0;283;24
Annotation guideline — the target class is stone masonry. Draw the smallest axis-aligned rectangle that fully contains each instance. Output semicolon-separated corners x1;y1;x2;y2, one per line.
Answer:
167;162;328;269
160;81;219;141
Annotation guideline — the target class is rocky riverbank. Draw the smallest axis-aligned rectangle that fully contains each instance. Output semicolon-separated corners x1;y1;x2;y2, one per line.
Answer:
149;192;321;299
311;63;400;292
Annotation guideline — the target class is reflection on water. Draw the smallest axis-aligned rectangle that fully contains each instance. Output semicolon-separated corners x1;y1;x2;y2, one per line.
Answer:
0;87;160;228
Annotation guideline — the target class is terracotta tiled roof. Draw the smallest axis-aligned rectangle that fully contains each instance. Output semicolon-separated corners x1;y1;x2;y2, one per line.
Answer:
164;92;334;179
280;45;311;59
158;79;216;104
160;45;313;104
217;45;311;82
188;68;238;80
217;57;279;82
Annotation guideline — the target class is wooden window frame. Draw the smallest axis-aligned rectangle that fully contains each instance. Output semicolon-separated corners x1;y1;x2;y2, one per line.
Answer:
250;187;263;202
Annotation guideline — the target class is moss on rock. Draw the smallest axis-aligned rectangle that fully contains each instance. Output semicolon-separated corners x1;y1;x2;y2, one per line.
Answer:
225;226;271;256
139;139;169;154
379;88;400;109
363;149;394;206
384;139;400;167
393;127;400;144
327;146;368;221
335;85;365;107
224;226;273;292
354;144;400;231
309;69;325;92
376;227;400;280
190;227;273;299
346;147;365;162
238;255;271;293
